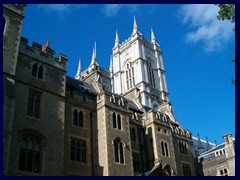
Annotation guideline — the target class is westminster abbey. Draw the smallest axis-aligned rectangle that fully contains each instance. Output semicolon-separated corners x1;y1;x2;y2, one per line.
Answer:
3;4;197;176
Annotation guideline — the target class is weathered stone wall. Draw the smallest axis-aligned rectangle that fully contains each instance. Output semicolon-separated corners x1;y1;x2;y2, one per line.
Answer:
64;87;97;176
3;4;25;175
3;4;25;76
6;36;67;175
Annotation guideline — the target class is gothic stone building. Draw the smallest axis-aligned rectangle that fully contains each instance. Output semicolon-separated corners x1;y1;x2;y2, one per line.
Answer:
3;4;196;176
197;134;235;176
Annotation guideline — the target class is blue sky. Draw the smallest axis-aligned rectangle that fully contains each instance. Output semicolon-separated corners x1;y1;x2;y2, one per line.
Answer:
21;4;235;144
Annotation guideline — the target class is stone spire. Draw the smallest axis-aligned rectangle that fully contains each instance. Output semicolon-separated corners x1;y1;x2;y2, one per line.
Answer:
206;136;211;151
114;29;120;48
75;58;82;80
151;28;156;44
89;41;99;71
91;41;97;64
132;15;140;35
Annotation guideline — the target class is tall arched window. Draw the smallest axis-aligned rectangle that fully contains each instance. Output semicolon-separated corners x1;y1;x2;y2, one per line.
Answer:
38;66;43;79
112;113;117;128
73;110;78;125
34;95;40;118
32;64;37;77
27;90;41;118
113;138;124;164
117;114;121;130
79;111;84;127
161;141;169;157
161;141;165;156
220;170;223;175
147;61;155;87
73;110;84;127
27;92;34;116
184;144;187;155
18;132;43;173
224;169;228;176
126;63;135;90
31;63;43;80
165;142;169;157
179;142;182;154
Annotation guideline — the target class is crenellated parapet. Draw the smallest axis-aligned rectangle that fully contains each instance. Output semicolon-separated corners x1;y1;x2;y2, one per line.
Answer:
19;37;68;72
153;110;192;140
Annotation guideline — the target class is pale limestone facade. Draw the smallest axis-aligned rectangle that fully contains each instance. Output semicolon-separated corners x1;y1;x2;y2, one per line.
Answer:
4;4;198;176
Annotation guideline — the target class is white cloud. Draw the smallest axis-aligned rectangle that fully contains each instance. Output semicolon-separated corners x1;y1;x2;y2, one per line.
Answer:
179;4;234;52
102;4;124;17
102;4;152;17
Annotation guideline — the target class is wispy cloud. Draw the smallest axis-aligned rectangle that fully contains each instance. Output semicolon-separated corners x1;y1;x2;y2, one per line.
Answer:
38;4;88;14
102;4;124;17
102;4;153;17
179;4;234;52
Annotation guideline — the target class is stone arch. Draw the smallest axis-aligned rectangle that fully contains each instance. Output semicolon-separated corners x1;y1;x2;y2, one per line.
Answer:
112;137;126;148
162;164;176;176
122;58;133;69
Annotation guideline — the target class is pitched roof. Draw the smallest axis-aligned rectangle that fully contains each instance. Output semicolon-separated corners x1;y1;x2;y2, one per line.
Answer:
66;76;98;95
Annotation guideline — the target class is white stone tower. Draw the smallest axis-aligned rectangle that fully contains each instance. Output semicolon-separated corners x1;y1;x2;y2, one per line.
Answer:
111;16;169;108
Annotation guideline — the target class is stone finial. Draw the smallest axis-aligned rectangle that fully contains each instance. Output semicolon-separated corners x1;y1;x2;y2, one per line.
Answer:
206;136;211;151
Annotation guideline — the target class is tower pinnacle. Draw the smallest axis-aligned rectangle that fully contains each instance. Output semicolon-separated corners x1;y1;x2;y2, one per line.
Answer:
89;41;99;72
75;58;82;80
91;41;97;63
114;29;120;48
151;28;156;43
132;16;140;35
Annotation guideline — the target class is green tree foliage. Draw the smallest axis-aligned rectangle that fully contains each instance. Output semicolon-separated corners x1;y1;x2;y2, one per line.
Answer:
216;4;235;85
217;4;235;30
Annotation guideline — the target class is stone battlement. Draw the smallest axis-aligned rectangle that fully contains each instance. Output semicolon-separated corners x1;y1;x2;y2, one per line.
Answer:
19;37;68;71
3;4;26;16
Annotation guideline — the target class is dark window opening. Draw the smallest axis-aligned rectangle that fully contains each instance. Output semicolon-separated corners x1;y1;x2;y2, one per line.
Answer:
18;134;42;173
112;113;117;128
27;90;41;118
70;138;86;162
114;139;124;164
